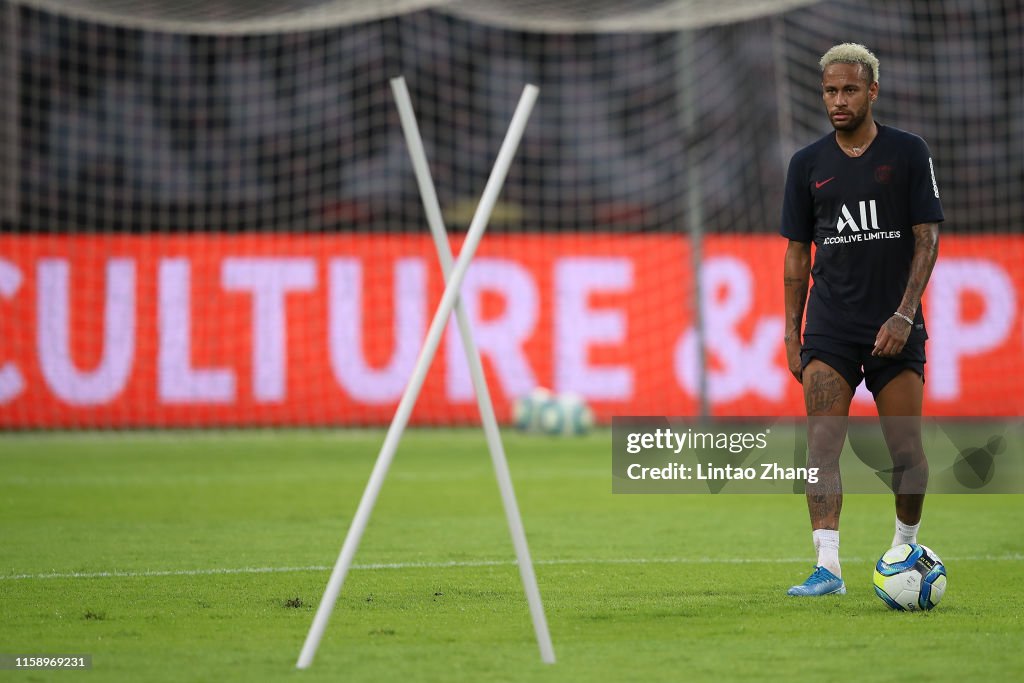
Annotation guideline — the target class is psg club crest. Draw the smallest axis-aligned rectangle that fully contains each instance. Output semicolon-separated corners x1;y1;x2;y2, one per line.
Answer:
874;164;893;184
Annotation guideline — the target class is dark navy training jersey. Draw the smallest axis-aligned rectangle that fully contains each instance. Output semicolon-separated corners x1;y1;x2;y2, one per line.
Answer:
780;124;944;345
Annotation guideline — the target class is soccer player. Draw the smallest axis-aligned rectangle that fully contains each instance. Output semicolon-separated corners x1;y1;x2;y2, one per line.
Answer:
780;43;942;596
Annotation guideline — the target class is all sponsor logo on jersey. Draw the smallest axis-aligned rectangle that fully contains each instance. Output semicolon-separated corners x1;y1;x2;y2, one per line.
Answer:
824;200;901;245
837;200;881;233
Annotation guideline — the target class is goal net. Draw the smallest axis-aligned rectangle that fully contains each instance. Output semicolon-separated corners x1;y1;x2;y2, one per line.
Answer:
0;0;1020;427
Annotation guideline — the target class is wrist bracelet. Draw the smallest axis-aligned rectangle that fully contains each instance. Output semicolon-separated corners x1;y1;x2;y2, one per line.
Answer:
893;311;914;325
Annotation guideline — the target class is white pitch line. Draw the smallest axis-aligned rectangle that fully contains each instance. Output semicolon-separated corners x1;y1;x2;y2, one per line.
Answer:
2;554;1022;582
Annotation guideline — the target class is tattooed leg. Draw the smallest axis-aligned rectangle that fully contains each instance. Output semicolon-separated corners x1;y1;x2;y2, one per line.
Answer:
802;360;854;530
806;368;847;414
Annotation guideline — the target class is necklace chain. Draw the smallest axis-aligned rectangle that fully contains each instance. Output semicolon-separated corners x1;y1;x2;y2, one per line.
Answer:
842;142;866;156
839;124;875;157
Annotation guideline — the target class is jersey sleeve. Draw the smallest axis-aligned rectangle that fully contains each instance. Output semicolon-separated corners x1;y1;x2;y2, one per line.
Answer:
779;151;813;242
908;136;945;226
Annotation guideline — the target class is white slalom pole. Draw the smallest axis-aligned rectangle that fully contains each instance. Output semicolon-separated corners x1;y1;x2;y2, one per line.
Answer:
389;76;555;664
296;82;539;670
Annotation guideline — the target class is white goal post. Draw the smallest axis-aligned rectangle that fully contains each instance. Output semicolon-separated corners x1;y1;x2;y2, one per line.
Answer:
297;81;549;669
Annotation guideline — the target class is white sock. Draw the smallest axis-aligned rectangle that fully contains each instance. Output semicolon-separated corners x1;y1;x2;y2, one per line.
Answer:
892;518;920;547
812;529;841;577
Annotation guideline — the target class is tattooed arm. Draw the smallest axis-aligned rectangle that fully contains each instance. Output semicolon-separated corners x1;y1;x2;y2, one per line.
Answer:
872;223;940;357
784;240;812;382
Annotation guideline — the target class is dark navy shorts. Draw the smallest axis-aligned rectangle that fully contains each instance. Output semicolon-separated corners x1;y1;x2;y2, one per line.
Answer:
800;334;925;398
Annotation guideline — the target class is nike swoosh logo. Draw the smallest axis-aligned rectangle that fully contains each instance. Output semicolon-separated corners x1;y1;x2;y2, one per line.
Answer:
815;177;836;189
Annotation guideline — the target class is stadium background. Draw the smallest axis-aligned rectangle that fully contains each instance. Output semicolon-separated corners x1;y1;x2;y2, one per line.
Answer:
1;0;1021;426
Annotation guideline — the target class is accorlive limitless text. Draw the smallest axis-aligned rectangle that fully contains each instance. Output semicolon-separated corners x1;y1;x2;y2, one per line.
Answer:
623;427;819;484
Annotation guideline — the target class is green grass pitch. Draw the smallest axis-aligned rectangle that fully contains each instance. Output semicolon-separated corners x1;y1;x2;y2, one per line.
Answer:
2;430;1022;682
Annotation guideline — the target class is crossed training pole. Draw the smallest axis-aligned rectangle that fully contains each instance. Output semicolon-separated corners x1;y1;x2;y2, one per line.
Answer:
296;78;554;669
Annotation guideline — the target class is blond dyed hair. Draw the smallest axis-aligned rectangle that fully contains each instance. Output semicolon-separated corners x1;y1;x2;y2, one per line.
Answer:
820;43;879;84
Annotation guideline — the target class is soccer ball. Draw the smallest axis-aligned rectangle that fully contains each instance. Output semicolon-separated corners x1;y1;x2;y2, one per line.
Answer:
511;386;554;432
537;392;594;436
873;543;947;611
511;388;594;436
